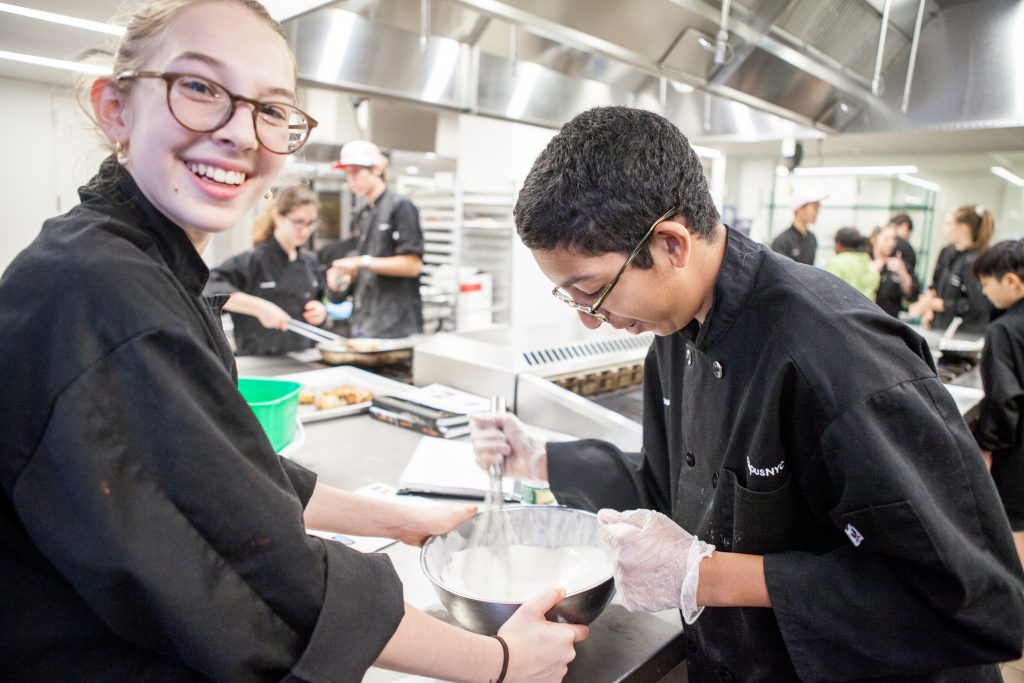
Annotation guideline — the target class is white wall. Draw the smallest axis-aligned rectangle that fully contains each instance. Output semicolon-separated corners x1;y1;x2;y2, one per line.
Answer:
725;157;777;245
0;77;107;272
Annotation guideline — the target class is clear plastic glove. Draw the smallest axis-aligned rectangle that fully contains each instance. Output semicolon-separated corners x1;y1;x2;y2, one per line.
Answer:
468;412;547;481
598;508;714;623
498;587;589;682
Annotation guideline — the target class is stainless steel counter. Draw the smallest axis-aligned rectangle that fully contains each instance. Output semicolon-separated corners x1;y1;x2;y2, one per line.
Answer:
902;323;985;421
237;355;687;682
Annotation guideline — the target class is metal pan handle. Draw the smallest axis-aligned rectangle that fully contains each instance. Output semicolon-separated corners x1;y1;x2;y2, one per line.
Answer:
285;318;343;344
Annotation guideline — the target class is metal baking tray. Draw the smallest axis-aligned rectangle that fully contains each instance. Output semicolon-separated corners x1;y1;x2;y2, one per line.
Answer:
276;365;412;423
316;338;416;366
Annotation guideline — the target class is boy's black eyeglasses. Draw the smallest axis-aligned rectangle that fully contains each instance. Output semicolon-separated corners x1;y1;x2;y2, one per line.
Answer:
552;206;678;324
116;71;318;155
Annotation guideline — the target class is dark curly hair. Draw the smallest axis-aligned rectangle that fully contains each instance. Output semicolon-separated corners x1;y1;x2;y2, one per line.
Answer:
514;107;720;269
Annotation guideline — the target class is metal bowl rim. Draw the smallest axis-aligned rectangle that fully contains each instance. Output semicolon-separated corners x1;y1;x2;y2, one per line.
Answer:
420;505;613;604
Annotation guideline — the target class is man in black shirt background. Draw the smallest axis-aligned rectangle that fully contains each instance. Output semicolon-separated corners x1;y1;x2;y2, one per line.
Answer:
771;188;826;265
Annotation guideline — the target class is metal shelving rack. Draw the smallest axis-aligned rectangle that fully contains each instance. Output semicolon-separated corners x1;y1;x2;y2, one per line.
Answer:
397;177;516;332
398;175;459;333
457;187;516;330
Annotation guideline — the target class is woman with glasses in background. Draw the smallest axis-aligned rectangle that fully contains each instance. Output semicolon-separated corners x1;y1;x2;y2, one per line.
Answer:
207;185;329;355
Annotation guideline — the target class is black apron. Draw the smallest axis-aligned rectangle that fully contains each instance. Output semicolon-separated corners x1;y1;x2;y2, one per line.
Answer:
351;189;424;338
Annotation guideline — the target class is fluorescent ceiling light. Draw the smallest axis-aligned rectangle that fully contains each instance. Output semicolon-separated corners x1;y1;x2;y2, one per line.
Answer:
691;144;722;159
0;50;111;75
793;165;917;177
0;3;124;36
897;174;941;192
991;166;1024;188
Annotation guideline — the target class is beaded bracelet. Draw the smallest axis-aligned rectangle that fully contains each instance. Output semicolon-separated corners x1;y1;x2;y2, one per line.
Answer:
493;634;509;683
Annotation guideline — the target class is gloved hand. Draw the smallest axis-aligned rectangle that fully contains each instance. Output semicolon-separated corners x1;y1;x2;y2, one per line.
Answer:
468;412;548;481
598;508;715;623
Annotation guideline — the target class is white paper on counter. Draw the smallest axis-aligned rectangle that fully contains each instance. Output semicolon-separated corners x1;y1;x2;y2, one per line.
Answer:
398;437;516;501
306;481;437;553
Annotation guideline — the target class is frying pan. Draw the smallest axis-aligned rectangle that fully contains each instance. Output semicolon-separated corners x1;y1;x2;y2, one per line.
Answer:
286;318;415;366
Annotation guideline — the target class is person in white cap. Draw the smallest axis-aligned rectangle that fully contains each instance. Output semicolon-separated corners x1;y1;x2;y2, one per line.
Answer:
771;189;827;265
323;140;425;338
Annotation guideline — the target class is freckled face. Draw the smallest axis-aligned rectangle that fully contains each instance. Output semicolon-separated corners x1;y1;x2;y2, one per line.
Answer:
117;2;295;237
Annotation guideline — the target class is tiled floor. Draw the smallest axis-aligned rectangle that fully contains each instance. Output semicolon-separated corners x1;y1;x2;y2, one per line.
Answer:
1004;655;1024;683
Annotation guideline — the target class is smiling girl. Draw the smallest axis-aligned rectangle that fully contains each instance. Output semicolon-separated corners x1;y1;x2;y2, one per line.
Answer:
0;2;584;681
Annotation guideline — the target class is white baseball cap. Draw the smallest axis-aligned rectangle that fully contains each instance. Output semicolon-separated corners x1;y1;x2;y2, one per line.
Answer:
791;188;828;211
333;140;384;169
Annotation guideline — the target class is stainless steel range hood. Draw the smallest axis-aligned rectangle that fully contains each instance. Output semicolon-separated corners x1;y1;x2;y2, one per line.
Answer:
285;0;1022;142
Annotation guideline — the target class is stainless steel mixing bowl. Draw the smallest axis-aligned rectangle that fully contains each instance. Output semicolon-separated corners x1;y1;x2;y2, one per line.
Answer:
420;505;616;635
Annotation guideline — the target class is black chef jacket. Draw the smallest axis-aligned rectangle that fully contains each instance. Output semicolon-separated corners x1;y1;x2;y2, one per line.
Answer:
546;228;1024;682
975;299;1024;530
929;244;993;334
771;224;817;265
0;157;404;681
206;238;326;356
875;265;920;318
350;187;424;338
318;235;359;269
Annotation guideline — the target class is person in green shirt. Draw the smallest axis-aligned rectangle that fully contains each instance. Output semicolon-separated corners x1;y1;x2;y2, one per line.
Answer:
824;227;880;300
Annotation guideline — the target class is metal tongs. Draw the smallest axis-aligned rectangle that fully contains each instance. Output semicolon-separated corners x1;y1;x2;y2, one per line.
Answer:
941;316;965;340
285;318;344;345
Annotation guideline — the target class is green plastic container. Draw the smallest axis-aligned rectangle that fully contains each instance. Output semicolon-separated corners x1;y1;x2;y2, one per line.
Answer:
238;377;302;452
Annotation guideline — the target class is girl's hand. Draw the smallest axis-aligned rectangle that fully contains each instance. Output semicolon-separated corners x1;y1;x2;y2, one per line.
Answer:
393;504;477;547
255;300;290;330
499;587;589;682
